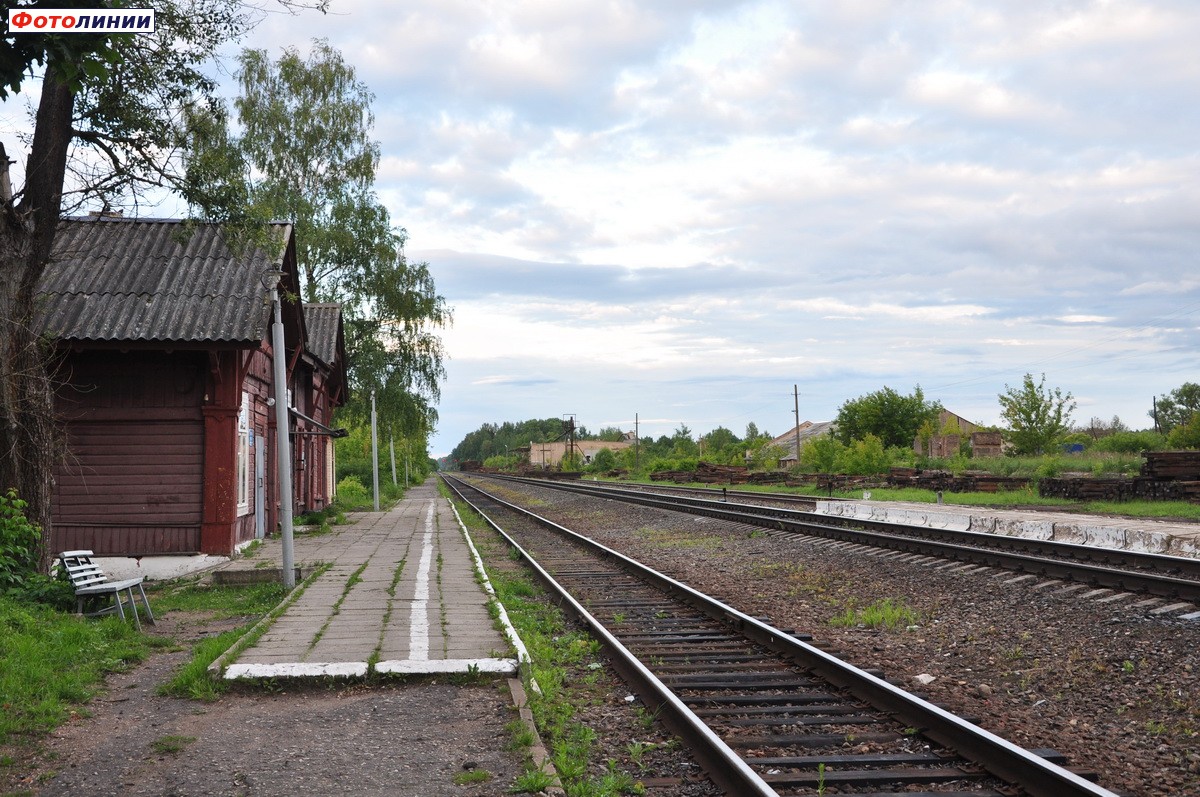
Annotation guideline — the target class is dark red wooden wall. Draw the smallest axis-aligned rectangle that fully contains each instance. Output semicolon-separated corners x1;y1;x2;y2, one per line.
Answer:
53;351;205;555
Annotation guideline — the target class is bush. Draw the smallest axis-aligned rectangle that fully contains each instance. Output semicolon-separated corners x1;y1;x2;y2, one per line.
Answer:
799;436;843;473
835;435;891;475
0;490;71;606
586;448;617;473
1092;431;1166;454
1166;415;1200;449
335;476;372;510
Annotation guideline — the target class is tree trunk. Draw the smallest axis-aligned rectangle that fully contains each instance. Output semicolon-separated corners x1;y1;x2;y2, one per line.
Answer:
0;64;75;571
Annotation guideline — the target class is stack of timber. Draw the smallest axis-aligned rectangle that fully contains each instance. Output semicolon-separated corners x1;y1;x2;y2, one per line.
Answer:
1142;451;1200;481
694;461;750;484
649;470;695;483
1038;476;1135;502
1037;451;1200;502
887;469;1029;493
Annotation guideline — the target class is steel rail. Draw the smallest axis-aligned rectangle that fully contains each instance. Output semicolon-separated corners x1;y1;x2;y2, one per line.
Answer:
484;474;1200;602
440;474;778;796
445;473;1121;797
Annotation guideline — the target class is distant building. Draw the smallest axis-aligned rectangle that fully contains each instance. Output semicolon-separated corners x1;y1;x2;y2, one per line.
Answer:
913;410;1004;458
528;439;631;468
771;421;836;467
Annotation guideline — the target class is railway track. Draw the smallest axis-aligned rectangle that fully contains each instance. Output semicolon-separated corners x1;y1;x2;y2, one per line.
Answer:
481;474;1200;604
442;473;1120;797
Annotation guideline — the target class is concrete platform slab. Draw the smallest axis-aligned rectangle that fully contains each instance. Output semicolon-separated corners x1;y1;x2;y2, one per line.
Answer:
209;480;525;681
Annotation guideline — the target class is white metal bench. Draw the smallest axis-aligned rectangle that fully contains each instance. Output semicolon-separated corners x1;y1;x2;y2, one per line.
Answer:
58;550;155;630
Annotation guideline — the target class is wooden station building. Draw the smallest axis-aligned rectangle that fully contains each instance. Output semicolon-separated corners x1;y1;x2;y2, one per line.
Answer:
37;217;347;560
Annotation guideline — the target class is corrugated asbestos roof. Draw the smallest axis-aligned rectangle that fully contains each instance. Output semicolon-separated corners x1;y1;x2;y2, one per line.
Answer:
303;303;342;366
38;217;293;343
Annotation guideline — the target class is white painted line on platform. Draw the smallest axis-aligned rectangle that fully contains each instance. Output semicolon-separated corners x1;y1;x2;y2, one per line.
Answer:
223;661;368;680
375;658;519;675
447;497;533;674
409;501;436;660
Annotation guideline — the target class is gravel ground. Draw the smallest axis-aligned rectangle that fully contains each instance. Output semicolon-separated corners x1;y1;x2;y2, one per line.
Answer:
473;477;1200;797
2;613;527;797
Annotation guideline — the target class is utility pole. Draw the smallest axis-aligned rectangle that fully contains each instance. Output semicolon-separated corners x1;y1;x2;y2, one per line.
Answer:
389;435;397;485
371;390;380;511
635;413;639;472
269;276;295;589
793;384;801;469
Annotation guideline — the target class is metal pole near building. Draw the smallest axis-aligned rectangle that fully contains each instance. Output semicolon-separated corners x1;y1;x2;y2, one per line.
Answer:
371;390;380;511
270;281;296;589
390;435;397;485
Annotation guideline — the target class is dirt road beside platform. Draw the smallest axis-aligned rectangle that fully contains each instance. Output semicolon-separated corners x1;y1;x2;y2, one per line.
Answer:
2;614;526;797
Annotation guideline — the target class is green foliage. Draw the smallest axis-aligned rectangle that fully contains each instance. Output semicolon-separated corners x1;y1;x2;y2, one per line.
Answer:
834;434;891;475
1092;430;1167;453
198;39;450;437
834;385;942;449
0;597;149;743
335;422;430;488
335;476;372;510
3;0;258;210
160;627;252;701
451;417;579;464
829;598;919;630
1061;432;1091;448
800;436;844;473
0;490;71;605
1167;413;1200;449
587;447;618;473
700;426;742;463
998;373;1076;455
482;453;521;470
0;490;40;592
1152;382;1200;432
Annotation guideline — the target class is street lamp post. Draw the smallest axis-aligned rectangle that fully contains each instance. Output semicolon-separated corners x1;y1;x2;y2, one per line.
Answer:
265;271;295;589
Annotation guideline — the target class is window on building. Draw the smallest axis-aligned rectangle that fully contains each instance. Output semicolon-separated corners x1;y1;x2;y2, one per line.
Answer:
237;392;251;515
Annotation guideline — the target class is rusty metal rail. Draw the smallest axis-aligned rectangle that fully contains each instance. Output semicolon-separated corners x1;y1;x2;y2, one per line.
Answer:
443;473;1120;797
484;474;1200;602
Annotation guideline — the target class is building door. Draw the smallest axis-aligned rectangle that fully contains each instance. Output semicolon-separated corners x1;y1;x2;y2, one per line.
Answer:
255;442;266;539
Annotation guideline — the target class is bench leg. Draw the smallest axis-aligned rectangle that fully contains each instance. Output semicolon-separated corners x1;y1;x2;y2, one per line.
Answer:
135;583;155;625
112;590;128;623
122;587;141;631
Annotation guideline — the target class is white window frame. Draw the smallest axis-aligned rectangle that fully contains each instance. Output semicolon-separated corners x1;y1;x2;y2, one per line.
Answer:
237;391;251;515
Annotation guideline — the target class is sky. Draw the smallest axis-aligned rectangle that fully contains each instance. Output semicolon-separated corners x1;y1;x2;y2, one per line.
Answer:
6;1;1200;457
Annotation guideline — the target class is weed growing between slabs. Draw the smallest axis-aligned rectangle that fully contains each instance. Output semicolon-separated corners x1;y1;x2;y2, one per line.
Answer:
441;483;648;797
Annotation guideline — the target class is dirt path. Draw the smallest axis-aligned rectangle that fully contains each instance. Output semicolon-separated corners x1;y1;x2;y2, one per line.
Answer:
3;614;528;797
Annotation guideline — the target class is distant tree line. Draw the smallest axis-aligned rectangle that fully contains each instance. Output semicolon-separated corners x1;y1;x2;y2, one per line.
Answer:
449;378;1200;478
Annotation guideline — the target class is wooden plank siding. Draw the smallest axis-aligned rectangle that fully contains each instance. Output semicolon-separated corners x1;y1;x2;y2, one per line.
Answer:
53;351;205;554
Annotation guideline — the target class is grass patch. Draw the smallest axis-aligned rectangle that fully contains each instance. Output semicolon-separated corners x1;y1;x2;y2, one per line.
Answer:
157;627;250;701
829;598;919;631
0;597;151;744
150;581;288;619
158;567;327;701
150;734;196;755
452;768;492;785
634;526;722;550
